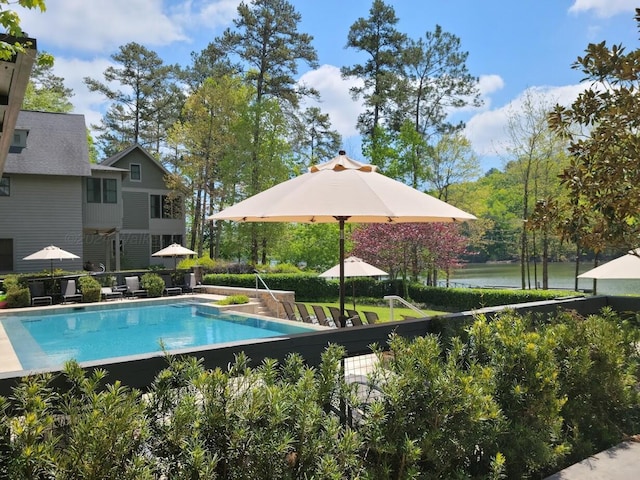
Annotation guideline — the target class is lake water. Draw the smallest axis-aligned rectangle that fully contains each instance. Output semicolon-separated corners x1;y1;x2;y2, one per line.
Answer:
449;262;640;296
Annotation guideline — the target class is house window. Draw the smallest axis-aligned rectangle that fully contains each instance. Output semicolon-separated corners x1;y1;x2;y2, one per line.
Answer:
87;178;117;204
0;238;13;271
150;194;182;219
86;178;101;203
130;163;141;181
0;176;9;196
151;235;161;253
103;179;117;204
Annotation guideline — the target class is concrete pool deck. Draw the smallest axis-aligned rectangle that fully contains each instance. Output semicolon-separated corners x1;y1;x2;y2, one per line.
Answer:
0;293;232;373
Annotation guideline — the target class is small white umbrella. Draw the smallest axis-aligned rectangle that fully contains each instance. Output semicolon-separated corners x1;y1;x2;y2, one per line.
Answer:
152;243;196;271
320;256;388;309
210;151;475;325
577;249;640;279
23;245;80;277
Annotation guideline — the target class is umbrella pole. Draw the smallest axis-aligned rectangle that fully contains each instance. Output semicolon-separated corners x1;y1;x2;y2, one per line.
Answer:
336;217;349;327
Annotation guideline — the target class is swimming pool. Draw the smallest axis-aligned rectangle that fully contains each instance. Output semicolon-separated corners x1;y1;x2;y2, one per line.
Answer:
0;300;318;370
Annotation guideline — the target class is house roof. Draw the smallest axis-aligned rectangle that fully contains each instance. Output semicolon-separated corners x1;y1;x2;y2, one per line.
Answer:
90;163;128;173
3;110;91;177
101;143;170;176
0;35;37;176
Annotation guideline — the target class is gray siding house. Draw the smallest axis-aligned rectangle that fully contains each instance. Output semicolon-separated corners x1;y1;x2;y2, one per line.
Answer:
0;111;185;274
88;145;185;270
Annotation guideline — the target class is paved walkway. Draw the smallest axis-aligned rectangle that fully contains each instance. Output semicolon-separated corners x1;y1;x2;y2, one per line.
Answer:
545;439;640;480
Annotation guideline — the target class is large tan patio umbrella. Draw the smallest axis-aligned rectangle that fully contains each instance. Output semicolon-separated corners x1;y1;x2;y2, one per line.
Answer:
23;245;80;277
320;256;388;309
577;249;640;279
208;151;476;326
152;243;196;271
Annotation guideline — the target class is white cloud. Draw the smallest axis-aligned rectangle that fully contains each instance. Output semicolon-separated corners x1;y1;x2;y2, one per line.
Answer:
569;0;637;18
173;0;242;31
298;64;363;140
464;83;587;157
52;56;119;131
18;0;188;53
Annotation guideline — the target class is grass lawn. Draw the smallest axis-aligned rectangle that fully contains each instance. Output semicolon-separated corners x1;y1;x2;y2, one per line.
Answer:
304;302;446;323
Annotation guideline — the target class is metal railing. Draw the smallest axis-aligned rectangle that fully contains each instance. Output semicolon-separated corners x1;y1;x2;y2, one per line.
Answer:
253;270;281;318
383;295;427;321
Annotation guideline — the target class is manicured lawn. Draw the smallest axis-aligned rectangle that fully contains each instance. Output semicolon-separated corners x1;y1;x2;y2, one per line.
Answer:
304;302;446;323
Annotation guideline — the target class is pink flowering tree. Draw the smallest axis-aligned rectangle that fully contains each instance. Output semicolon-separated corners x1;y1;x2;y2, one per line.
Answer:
350;223;468;291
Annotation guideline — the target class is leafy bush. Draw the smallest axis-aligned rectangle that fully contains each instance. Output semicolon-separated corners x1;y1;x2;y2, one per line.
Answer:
141;273;164;297
1;310;635;478
77;275;101;303
177;255;217;271
5;286;30;308
216;294;250;305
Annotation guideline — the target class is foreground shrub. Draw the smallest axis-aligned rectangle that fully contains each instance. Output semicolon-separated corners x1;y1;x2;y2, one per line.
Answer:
361;335;504;479
0;309;636;478
550;308;640;463
216;294;250;305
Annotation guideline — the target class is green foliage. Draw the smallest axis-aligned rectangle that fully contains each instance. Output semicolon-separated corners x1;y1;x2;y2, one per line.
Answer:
466;313;569;477
177;255;217;270
408;283;573;310
5;287;30;308
0;309;637;478
77;275;101;303
550;308;640;463
140;273;164;298
0;1;47;61
361;335;503;478
1;274;30;308
216;294;250;305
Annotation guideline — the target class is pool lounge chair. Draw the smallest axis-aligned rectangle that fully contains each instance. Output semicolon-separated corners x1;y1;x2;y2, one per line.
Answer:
362;311;380;324
281;301;299;321
295;303;316;324
28;281;52;306
125;276;147;298
346;308;363;326
327;306;344;328
161;274;182;296
311;305;335;327
61;279;83;304
101;286;123;301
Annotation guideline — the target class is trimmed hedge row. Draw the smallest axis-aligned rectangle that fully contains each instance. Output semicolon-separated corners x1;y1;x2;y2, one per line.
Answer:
202;273;576;310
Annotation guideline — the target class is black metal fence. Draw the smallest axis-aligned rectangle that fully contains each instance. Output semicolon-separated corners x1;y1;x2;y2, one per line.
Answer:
0;295;635;397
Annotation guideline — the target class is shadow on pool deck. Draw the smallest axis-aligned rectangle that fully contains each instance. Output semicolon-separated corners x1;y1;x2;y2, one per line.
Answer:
544;438;640;480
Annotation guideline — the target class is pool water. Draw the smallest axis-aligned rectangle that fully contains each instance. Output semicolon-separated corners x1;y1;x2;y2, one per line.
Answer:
0;301;315;370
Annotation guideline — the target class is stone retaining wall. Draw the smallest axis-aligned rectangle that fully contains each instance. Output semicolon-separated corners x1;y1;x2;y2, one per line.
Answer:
196;285;295;318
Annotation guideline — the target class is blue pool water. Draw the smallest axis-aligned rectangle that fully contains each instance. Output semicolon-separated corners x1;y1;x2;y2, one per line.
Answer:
0;301;315;370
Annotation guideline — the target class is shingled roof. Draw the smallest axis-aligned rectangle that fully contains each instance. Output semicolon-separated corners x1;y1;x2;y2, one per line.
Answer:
3;110;91;177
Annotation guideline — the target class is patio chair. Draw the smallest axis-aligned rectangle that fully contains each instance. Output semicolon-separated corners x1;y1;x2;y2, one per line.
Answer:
327;306;344;328
182;273;205;294
161;274;182;296
295;303;316;324
311;305;335;327
28;281;52;306
125;276;147;298
346;308;363;326
61;279;83;304
100;286;123;301
281;301;299;321
362;311;380;325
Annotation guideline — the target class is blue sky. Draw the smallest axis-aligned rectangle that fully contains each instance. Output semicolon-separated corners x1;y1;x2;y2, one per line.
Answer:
16;0;640;171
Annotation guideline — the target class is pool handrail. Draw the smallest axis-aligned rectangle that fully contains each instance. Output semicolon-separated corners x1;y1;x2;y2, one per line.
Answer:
383;295;427;321
254;270;281;319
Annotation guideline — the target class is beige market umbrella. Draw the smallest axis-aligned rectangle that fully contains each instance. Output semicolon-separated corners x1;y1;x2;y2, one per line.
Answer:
577;249;640;279
320;256;388;309
23;245;80;277
209;151;476;325
152;243;196;271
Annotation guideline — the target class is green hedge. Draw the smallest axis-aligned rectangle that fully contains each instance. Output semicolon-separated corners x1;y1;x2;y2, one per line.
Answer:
203;273;576;309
